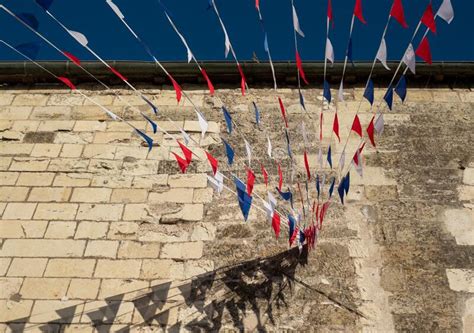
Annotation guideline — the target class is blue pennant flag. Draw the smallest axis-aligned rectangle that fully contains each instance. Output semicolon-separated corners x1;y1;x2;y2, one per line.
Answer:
222;107;232;134
299;229;306;244
263;33;269;52
35;0;54;10
323;80;331;103
338;180;345;204
384;86;393;110
234;177;252;221
223;140;234;165
363;79;374;105
15;42;41;60
253;102;260;127
141;96;158;115
343;171;350;195
288;214;296;240
207;0;214;10
327;145;332;169
142;114;157;134
277;187;294;208
329;177;335;197
285;129;292;159
299;90;306;110
347;38;353;64
395;75;407;102
316;174;320;198
18;13;39;31
135;129;153;152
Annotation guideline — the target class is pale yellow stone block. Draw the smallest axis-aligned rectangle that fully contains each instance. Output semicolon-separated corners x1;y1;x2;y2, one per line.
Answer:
67;278;101;300
75;222;109;240
0;143;34;156
0;239;86;257
2;203;37;220
0;186;29;201
76;204;123;221
60;144;84;158
94;259;142;278
84;240;119;258
44;221;77;239
53;173;92;187
44;259;96;277
30;106;72;120
0;300;33;322
0;106;32;120
91;175;133;188
37;120;75;132
0;172;18;186
107;222;139;240
0;258;11;276
17;172;55;186
160;242;203;259
131;174;168;189
28;187;72;202
21;277;70;299
70;188;112;203
30;300;84;323
34;203;78;220
7;258;48;277
110;189;148;203
0;277;23;298
30;143;62;157
73;120;107;132
82;144;116;159
9;157;49;171
94;132;131;144
0;220;48;238
117;241;160;259
11;120;39;132
168;173;207;188
148;188;194;204
12;94;49;106
98;278;149;300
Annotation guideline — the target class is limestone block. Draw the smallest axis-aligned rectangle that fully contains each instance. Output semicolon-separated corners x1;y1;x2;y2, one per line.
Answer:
168;173;207;188
446;269;474;292
37;120;75;132
0;220;48;238
70;188;112;203
76;204;123;221
34;203;78;220
2;203;37;220
160;242;203;259
30;300;84;323
53;173;92;187
84;240;119;258
444;209;474;245
97;278;149;300
0;239;86;257
60;144;84;158
117;241;160;259
44;259;96;277
30;106;71;120
111;189;148;203
67;278;101;300
17;172;55;186
94;259;142;278
21;278;70;299
44;221;77;239
7;258;47;277
10;157;49;171
148;188;194;204
28;187;72;202
0;186;29;201
0;106;32;120
75;222;109;240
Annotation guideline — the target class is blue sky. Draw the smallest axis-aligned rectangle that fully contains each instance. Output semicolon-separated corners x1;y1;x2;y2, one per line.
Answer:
0;0;471;62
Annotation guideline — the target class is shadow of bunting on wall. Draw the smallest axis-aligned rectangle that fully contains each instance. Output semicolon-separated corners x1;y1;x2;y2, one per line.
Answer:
6;247;364;332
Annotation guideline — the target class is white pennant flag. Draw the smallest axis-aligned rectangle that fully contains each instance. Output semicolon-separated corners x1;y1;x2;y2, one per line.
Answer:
374;113;384;135
353;152;363;177
196;111;208;139
208;172;224;193
164;12;194;63
244;139;252;166
339;149;345;171
301;122;309;147
268;191;277;210
325;38;334;64
106;0;124;19
436;0;454;24
376;38;390;70
68;30;88;47
267;135;272;158
104;108;119;121
224;31;231;58
338;81;344;102
262;199;274;221
180;128;190;145
402;44;416;74
292;5;305;37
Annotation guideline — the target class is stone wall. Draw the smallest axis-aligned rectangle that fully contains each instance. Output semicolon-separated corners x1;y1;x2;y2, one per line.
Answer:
0;83;472;332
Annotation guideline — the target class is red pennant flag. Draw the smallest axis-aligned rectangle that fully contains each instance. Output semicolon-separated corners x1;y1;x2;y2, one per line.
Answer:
205;151;218;175
278;97;289;128
353;142;366;166
351;114;362;137
200;68;215;95
62;51;81;66
289;226;299;246
272;212;280;239
390;0;408;28
172;152;189;173
261;163;268;187
415;36;432;64
295;51;309;84
354;0;367;24
367;116;376;147
278;163;283;191
319;201;330;229
304;150;311;180
327;0;333;22
237;64;247;96
170;76;182;103
255;0;260;10
109;67;128;82
177;141;193;164
57;77;76;90
333;112;340;142
246;168;256;196
421;2;436;34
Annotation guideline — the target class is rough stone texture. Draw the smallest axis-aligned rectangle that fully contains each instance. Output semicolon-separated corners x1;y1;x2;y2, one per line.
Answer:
0;85;472;332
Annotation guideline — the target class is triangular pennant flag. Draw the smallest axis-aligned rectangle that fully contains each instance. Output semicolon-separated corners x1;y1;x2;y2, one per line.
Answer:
268;191;277;210
395;75;407;102
337;180;345;204
384;86;394;110
390;0;408;28
200;68;215;95
107;0;125;19
196;111;209;139
267;135;272;158
208;171;224;193
295;51;309;84
325;38;334;64
263;199;273;221
333;112;340;142
62;51;81;66
109;66;128;82
272;212;281;239
16;42;41;60
205;151;218;175
246;168;256;196
67;30;88;47
367;116;376;147
374;113;384;135
261;163;268;187
327;0;333;22
18;13;40;30
316;174;320;198
323;80;332;103
329;177;335;197
177;141;193;164
292;4;305;37
354;0;367;24
288;214;296;244
180;128;191;145
363;79;374;105
172;152;189;173
278;97;289;128
253;102;260;127
35;0;54;10
263;32;269;52
338;81;344;102
57;77;76;90
351;115;362;137
299;90;306;110
278;163;283;191
421;2;437;34
244;139;252;166
222;107;233;134
142;114;157;134
339;149;346;171
376;38;390;70
136;129;153;152
222;140;234;165
327;145;333;168
437;0;454;24
141;96;158;115
224;30;231;58
235;178;253;221
304;150;311;180
415;37;432;65
343;171;350;194
403;44;416;74
169;77;182;102
237;64;247;96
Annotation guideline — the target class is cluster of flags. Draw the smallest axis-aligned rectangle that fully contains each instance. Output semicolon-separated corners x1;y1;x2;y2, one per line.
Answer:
0;0;455;253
